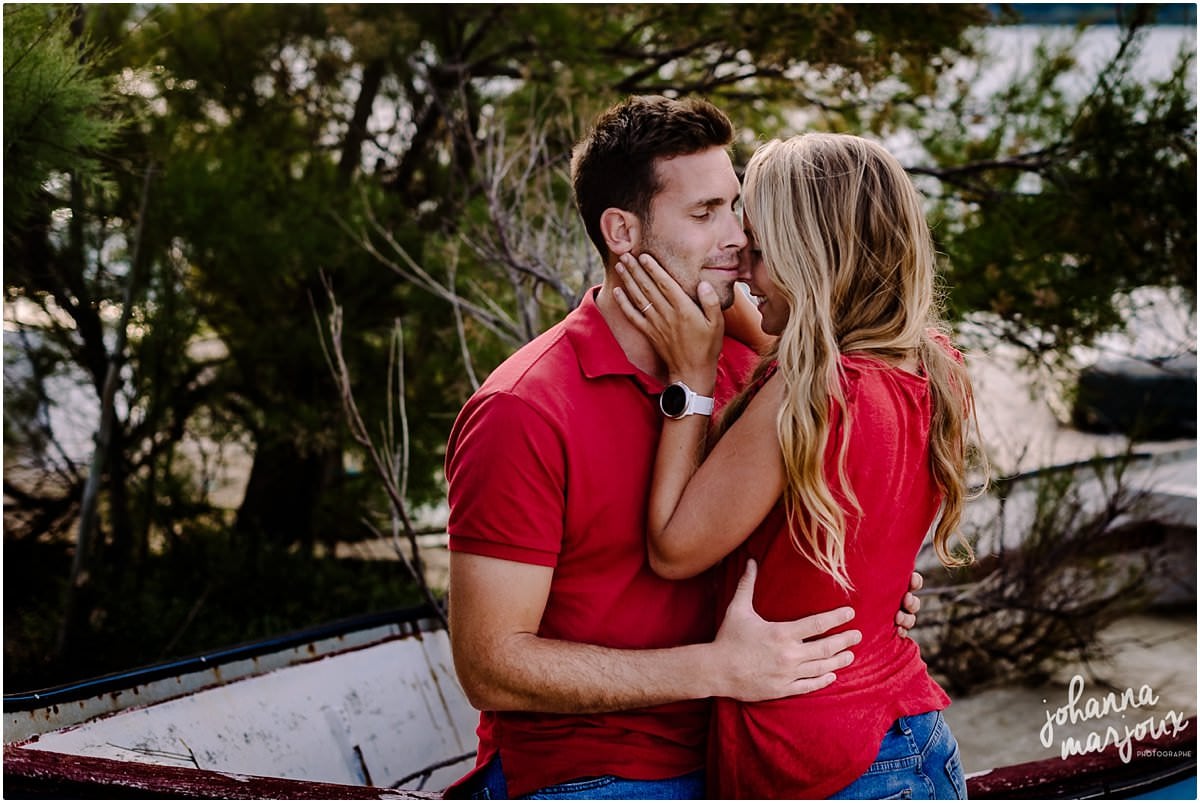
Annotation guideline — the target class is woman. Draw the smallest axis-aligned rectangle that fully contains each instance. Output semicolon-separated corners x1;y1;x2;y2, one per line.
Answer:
612;133;984;799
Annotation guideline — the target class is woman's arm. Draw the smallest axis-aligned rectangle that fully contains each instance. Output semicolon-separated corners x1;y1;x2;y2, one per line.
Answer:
648;372;787;578
614;253;786;580
616;256;929;626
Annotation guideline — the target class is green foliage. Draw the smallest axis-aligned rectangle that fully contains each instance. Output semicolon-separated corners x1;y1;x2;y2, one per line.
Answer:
2;4;124;228
4;523;421;691
3;3;1194;685
908;20;1196;360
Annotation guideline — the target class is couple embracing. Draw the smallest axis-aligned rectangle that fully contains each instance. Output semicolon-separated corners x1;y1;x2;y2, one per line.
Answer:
443;95;982;800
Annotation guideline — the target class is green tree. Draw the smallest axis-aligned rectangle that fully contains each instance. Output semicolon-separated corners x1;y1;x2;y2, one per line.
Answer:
3;3;143;658
4;3;1193;685
3;4;122;226
905;12;1195;361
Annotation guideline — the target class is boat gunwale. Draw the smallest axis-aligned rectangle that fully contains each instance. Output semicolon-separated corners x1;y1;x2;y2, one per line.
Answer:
966;714;1196;799
3;603;442;714
5;717;1194;800
2;742;438;799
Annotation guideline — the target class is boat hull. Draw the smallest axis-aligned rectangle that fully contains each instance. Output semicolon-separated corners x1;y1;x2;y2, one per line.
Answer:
5;606;1194;799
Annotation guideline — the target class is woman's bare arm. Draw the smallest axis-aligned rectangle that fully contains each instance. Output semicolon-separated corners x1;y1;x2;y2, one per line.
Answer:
613;253;786;579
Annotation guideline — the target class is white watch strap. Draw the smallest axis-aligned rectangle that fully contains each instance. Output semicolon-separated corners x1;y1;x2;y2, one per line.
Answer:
690;393;714;416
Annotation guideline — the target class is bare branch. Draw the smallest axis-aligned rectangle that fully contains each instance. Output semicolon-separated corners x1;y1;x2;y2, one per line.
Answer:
914;453;1160;695
312;273;447;627
444;246;481;391
332;202;527;347
349;91;598;371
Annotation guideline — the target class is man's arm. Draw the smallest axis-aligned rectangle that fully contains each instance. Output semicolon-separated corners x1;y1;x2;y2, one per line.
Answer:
449;553;861;714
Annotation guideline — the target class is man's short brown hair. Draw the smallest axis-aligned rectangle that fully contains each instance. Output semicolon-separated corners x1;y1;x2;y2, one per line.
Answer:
571;95;734;262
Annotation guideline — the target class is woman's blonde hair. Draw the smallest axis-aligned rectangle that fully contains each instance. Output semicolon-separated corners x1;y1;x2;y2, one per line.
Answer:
722;133;983;588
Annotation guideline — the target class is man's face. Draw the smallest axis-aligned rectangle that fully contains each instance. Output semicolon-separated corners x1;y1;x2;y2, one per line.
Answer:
638;147;747;309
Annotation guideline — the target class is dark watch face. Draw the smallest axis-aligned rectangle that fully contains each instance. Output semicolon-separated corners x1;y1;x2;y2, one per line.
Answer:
660;383;688;417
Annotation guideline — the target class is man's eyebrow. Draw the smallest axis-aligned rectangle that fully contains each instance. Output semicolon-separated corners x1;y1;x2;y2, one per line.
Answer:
693;194;742;208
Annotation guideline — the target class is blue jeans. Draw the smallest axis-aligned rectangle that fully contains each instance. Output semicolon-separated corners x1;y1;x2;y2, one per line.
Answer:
464;755;705;800
830;711;968;799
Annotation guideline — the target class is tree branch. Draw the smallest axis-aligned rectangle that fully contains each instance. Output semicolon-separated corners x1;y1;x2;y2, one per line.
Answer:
58;161;155;657
312;273;447;628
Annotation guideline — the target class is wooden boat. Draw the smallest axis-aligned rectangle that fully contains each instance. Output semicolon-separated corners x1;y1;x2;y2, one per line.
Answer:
4;606;472;799
5;604;1195;799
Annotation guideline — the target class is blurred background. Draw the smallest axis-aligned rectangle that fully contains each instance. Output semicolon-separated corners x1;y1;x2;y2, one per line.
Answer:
3;1;1195;777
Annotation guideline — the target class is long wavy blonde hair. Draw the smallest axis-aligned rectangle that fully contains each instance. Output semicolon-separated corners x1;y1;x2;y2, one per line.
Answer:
721;133;984;588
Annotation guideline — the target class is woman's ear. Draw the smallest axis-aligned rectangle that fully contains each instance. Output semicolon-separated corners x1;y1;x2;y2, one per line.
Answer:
599;208;640;256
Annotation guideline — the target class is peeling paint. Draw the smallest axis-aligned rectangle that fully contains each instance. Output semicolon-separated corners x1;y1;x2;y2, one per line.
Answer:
5;624;477;795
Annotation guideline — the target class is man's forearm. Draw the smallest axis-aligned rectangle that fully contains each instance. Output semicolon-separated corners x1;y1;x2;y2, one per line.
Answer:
449;554;715;713
453;561;859;713
458;633;719;714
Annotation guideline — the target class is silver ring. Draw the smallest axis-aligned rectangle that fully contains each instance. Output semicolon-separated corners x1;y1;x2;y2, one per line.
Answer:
641;302;653;313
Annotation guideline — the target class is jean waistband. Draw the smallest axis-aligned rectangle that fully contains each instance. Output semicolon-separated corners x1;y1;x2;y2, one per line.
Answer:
890;710;945;754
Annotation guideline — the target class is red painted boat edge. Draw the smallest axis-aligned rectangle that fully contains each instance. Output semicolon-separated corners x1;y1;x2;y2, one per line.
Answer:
3;743;438;800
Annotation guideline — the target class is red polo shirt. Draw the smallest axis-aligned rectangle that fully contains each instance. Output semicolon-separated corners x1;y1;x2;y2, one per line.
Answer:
445;287;755;797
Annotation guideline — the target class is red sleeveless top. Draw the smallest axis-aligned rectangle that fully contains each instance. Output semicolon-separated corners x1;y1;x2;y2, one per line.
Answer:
709;353;952;799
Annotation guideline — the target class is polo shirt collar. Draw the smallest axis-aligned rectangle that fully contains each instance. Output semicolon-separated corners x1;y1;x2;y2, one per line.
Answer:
565;286;664;395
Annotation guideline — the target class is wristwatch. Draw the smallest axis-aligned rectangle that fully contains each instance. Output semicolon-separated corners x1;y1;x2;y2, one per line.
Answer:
659;381;715;420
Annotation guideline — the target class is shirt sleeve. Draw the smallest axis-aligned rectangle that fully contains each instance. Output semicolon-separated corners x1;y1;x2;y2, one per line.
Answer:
445;391;566;567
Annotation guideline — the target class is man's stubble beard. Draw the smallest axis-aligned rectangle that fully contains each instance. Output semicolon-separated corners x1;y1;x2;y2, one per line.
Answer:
639;235;738;310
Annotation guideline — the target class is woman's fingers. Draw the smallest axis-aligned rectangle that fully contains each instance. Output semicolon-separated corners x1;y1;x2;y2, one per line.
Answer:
696;281;723;328
616;253;672;316
613;255;653;317
611;282;652;332
626;253;672;303
636;252;697;310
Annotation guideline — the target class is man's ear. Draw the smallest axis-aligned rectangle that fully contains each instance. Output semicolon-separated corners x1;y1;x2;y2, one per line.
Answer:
599;208;640;257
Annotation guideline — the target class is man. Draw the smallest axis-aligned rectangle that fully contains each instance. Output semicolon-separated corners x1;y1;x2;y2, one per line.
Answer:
444;96;920;799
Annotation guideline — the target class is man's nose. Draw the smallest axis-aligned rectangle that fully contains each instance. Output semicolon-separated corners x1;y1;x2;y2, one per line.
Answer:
736;247;752;280
723;210;748;251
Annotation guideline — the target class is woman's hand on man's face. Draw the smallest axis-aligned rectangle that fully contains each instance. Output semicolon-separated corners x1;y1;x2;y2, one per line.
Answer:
613;252;724;383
